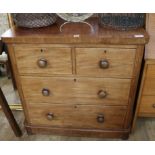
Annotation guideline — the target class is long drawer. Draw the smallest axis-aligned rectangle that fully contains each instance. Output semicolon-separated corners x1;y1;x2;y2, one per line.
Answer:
21;76;131;106
76;48;136;78
14;46;72;75
28;103;127;129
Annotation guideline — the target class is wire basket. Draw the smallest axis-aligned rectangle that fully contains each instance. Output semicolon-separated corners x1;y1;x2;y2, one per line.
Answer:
12;13;57;28
99;13;145;30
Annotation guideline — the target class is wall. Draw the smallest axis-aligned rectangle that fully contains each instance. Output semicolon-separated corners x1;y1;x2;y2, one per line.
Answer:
0;13;9;36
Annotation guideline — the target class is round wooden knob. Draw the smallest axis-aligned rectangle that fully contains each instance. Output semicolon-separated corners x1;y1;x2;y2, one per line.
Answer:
99;59;109;69
98;90;107;99
97;114;104;123
152;104;155;108
37;58;47;68
46;113;54;120
42;88;50;96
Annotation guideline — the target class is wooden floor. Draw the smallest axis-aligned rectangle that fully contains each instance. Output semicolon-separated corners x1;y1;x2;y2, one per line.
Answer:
0;77;155;140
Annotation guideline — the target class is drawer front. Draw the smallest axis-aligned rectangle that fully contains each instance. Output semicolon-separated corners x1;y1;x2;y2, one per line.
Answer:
21;76;131;106
28;103;127;129
145;64;155;78
143;78;155;95
14;46;72;75
76;48;136;78
142;65;155;96
139;96;155;114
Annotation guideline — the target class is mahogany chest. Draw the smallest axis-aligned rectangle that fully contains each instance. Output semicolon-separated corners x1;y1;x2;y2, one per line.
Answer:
2;18;149;139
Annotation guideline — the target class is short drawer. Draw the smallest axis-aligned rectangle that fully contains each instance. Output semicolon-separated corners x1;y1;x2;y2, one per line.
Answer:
142;77;155;95
145;64;155;78
14;45;72;75
76;48;136;78
21;76;131;106
139;96;155;115
142;64;155;96
28;103;127;130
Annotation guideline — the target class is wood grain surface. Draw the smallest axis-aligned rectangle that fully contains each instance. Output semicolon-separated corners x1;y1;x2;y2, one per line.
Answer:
142;69;155;96
20;76;131;106
14;45;72;75
27;103;127;130
135;60;155;117
76;47;136;78
1;17;148;138
132;59;155;131
139;96;155;116
1;18;149;45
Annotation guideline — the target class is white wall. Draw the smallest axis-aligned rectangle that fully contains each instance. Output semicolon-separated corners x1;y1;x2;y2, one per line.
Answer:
0;13;9;36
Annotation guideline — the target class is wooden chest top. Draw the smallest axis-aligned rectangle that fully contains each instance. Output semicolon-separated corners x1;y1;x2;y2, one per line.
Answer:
1;18;149;45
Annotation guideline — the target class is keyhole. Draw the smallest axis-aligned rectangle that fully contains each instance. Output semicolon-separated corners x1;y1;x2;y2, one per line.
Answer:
74;79;77;82
104;50;107;53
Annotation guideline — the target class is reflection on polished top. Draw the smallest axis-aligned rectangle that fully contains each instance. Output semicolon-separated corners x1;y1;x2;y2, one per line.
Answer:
1;18;149;45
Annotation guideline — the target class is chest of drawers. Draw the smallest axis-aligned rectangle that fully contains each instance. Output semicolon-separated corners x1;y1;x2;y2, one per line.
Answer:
2;18;148;139
134;14;155;118
137;60;155;117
